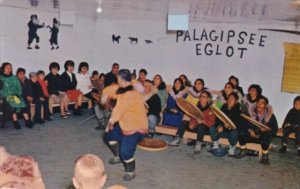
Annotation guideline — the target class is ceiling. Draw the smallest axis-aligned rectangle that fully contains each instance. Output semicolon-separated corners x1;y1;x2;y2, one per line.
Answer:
1;0;300;26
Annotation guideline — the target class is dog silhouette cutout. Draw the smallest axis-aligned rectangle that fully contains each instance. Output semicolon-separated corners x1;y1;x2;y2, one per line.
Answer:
112;34;121;43
129;37;138;44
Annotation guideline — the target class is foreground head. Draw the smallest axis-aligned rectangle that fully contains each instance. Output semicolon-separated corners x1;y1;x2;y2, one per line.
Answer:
73;154;107;189
248;84;262;100
228;75;239;87
227;92;239;108
194;78;205;92
16;68;26;81
153;74;163;86
64;60;75;73
78;62;89;74
0;62;13;76
49;62;60;75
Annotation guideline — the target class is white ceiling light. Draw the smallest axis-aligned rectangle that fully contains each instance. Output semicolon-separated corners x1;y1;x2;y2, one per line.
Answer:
96;0;102;13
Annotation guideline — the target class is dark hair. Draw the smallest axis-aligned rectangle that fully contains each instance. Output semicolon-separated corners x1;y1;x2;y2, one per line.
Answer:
132;69;137;78
112;63;119;68
228;92;239;101
16;68;26;74
78;62;89;73
99;73;105;79
92;70;99;76
224;82;235;89
201;90;212;98
194;78;205;86
37;70;45;75
293;96;300;104
257;95;269;105
49;62;60;71
228;75;239;86
64;60;75;71
248;84;262;96
118;69;132;82
139;69;148;75
172;78;185;92
0;62;13;76
179;74;192;87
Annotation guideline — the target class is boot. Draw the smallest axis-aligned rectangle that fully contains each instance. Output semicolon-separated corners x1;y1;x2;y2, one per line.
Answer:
25;120;34;128
168;135;181;146
123;160;136;181
260;153;270;165
279;145;287;154
14;121;21;130
108;143;121;165
235;148;247;159
194;141;202;154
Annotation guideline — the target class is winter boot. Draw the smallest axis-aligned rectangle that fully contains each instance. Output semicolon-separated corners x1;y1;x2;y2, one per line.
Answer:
123;159;136;181
212;141;219;149
25;120;34;128
194;141;202;154
108;143;121;165
14;121;21;130
235;148;247;159
279;144;287;154
228;145;236;157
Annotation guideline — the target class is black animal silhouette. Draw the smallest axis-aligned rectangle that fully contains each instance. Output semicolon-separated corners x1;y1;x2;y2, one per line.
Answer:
47;18;60;50
129;37;138;44
112;34;121;43
145;40;153;44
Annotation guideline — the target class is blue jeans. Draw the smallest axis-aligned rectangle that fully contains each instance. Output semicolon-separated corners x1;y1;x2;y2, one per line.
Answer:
105;124;144;161
210;125;238;146
148;114;160;130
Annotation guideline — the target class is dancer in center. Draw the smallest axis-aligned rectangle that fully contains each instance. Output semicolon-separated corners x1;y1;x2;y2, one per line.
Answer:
104;69;148;181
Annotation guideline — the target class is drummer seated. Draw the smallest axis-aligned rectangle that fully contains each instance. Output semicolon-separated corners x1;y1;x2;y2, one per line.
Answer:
279;96;300;156
235;96;278;164
143;80;161;138
209;93;240;157
73;154;107;189
169;91;216;154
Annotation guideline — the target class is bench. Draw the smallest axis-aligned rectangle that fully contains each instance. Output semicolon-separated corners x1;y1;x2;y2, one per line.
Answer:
155;124;263;156
30;97;91;120
276;128;296;139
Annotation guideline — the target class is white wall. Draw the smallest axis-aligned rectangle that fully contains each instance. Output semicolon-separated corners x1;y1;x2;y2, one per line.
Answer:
0;5;299;125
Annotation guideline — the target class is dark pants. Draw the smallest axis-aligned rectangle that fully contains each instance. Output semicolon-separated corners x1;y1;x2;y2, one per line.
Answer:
210;125;238;146
176;120;210;142
33;98;49;121
282;126;300;145
28;32;39;45
105;124;144;161
239;130;272;151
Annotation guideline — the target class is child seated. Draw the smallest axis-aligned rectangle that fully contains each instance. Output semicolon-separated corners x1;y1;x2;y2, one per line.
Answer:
29;72;51;124
279;96;300;156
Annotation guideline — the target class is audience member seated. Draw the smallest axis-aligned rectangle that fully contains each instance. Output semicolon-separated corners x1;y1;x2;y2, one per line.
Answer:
228;75;244;96
214;82;242;108
73;154;107;189
152;74;167;110
0;146;45;189
143;80;161;138
279;96;300;156
37;70;52;121
210;93;241;157
179;74;192;88
104;63;119;87
169;91;216;154
16;68;33;119
162;78;187;127
45;62;69;119
29;72;51;124
61;60;83;116
76;62;96;109
241;84;262;115
0;62;34;129
235;96;278;164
